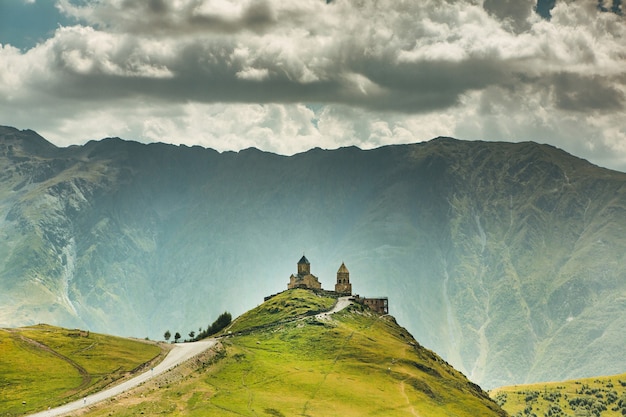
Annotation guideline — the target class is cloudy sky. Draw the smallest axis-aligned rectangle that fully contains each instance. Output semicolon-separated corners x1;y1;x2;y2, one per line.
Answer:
1;0;625;170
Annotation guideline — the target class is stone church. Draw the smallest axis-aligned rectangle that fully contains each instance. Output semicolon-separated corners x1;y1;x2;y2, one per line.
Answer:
283;255;388;315
288;256;354;295
288;255;322;290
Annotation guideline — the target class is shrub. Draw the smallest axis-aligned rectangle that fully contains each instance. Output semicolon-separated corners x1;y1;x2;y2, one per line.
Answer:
195;311;233;339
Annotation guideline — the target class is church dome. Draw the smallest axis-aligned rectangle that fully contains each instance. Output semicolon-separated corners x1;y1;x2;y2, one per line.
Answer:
338;262;349;273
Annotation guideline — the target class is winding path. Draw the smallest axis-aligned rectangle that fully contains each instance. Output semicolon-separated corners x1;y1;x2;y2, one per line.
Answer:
17;334;92;391
315;296;353;320
27;296;350;416
27;339;216;417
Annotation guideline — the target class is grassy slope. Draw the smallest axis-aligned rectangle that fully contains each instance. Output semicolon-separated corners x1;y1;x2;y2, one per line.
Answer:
78;290;506;417
491;372;626;417
0;324;163;416
224;289;337;334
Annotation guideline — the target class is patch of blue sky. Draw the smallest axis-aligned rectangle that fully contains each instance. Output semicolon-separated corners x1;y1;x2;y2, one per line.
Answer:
0;0;73;50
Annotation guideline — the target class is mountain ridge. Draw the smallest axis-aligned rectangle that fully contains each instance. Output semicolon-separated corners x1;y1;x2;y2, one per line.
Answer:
1;125;625;389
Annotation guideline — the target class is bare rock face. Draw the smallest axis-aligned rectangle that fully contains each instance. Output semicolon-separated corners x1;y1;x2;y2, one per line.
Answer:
1;125;626;389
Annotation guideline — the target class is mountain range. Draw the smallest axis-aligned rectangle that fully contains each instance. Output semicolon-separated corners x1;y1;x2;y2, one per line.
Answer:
1;125;625;389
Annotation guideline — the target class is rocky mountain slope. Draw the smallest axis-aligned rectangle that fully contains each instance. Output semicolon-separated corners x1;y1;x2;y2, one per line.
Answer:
1;125;625;388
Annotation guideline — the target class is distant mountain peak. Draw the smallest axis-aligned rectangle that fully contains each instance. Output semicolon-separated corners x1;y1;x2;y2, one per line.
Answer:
0;125;58;156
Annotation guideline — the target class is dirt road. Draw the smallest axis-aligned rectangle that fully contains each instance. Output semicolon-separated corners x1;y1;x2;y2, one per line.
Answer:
28;297;347;416
27;339;216;417
315;296;353;320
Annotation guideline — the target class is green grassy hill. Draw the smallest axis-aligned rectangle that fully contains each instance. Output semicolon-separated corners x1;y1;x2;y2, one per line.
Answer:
491;372;626;417
0;324;163;415
77;289;506;417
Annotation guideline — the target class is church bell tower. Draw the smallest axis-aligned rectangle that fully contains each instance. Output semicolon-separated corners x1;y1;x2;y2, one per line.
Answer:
297;255;310;275
335;262;352;294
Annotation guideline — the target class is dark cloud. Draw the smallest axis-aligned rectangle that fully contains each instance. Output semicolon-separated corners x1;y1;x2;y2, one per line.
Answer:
552;73;625;112
31;28;514;114
353;57;512;112
147;0;168;14
2;0;625;171
483;0;535;32
187;1;276;34
118;0;169;14
21;0;626;119
60;0;282;35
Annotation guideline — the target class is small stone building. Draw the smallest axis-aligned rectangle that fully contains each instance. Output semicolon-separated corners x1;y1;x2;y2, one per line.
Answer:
356;297;389;315
334;262;352;295
288;255;322;290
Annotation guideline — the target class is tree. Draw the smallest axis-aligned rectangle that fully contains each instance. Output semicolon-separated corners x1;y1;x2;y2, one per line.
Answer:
164;330;171;342
206;311;232;336
215;311;232;329
189;331;195;340
194;311;233;340
174;332;181;343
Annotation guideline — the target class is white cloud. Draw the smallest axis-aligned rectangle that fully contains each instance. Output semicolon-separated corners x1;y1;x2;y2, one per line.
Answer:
0;0;625;171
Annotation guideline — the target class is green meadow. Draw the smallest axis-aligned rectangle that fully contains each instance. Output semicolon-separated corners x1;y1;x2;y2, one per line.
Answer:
491;372;626;417
78;290;505;417
0;324;162;415
224;289;336;334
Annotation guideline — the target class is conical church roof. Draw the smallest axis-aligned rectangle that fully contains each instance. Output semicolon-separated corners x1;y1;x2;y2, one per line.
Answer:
298;255;310;265
337;262;349;273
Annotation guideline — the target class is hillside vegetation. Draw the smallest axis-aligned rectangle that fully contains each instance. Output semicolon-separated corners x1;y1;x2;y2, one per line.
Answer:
225;289;337;334
77;289;506;417
491;372;626;417
0;324;162;416
2;125;626;387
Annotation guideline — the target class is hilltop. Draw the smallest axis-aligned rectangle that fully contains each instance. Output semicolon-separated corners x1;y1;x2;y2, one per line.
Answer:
1;125;626;387
70;289;506;417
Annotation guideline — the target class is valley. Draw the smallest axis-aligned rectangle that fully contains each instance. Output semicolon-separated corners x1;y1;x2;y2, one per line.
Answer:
1;126;626;388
